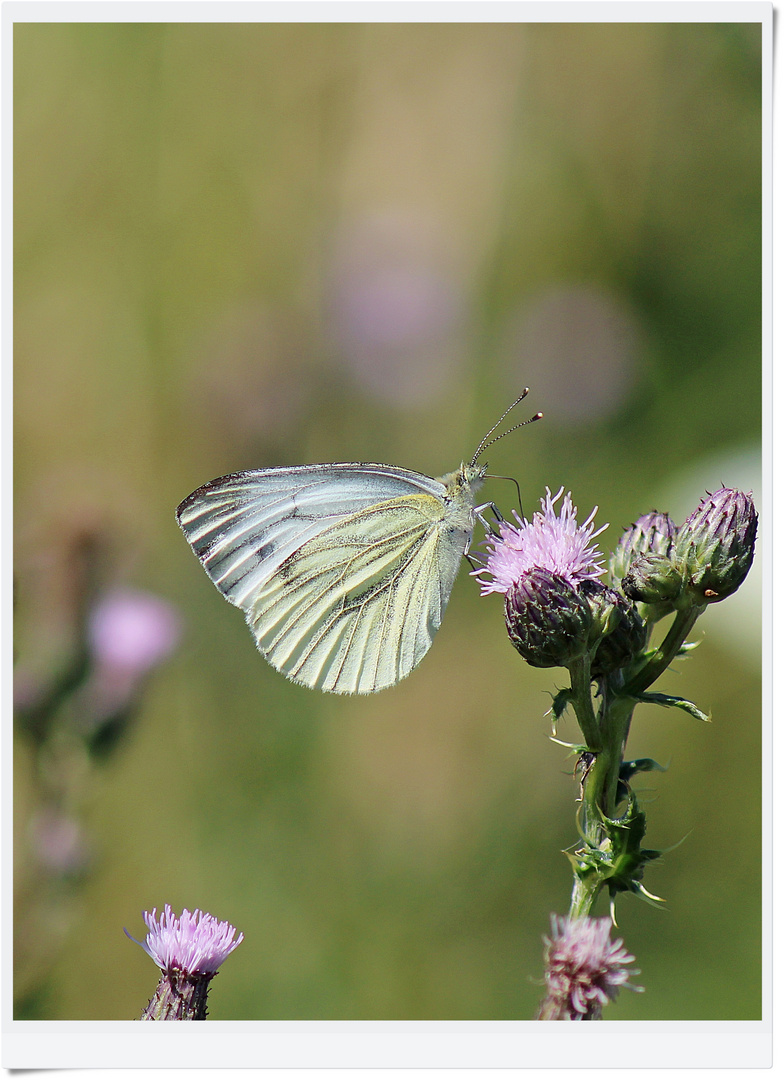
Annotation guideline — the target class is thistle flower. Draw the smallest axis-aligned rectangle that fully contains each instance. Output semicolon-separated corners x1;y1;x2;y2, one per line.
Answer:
473;487;607;596
537;915;641;1021
674;487;758;604
88;589;181;677
473;489;608;669
126;905;243;1020
76;589;182;743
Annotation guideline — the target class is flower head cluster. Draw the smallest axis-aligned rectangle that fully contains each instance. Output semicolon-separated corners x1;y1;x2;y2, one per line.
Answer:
127;905;243;976
473;487;607;596
538;915;641;1021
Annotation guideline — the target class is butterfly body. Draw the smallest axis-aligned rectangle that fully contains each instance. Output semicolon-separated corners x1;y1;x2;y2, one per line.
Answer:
176;460;485;694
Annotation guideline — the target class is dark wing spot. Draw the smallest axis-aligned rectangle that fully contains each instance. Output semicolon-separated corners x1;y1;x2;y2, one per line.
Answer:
256;541;276;563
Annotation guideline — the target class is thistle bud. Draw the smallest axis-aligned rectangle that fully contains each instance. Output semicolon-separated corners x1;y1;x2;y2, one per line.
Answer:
580;582;647;676
608;511;677;587
621;552;686;607
674;487;757;604
505;568;593;669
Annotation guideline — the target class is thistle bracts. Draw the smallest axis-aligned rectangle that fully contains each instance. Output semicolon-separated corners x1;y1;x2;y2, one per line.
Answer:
608;510;677;587
674;487;758;604
505;570;593;668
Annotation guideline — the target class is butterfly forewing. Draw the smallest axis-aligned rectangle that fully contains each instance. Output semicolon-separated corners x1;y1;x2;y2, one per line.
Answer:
176;465;446;608
176;464;465;694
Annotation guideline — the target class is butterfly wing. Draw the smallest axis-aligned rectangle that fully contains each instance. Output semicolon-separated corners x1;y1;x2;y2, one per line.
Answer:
176;464;464;693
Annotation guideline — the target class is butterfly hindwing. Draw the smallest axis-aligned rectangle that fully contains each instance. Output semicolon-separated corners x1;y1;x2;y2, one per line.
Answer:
245;495;448;693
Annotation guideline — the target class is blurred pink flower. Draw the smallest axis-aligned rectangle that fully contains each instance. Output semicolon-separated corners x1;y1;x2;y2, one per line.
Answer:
328;210;467;406
88;589;181;676
29;806;90;876
538;915;641;1020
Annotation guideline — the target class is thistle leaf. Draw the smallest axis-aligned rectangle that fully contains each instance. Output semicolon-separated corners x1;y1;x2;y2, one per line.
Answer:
636;691;711;722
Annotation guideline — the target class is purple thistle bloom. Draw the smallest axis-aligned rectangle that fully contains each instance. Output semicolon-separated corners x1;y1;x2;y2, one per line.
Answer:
472;487;607;595
537;915;641;1020
126;905;243;976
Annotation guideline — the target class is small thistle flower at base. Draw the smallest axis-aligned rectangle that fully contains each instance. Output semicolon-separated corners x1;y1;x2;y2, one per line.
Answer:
126;905;243;1020
537;915;641;1021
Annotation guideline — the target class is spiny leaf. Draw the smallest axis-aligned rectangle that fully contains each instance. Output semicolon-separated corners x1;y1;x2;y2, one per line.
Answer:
636;691;711;722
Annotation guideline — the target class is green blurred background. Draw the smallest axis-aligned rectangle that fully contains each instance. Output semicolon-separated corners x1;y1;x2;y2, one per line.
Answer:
13;21;762;1021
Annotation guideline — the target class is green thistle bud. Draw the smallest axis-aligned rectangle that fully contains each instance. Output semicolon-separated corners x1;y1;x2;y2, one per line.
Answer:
621;553;686;607
674;487;758;604
608;511;677;587
579;581;647;676
505;568;593;669
579;579;622;643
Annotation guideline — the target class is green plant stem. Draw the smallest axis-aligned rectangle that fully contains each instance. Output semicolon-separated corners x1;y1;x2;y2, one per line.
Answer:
569;870;604;919
567;693;636;920
622;606;704;697
566;653;601;751
563;608;701;923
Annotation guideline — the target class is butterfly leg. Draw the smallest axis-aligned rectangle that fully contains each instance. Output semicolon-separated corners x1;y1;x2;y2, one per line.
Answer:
463;502;506;568
471;501;505;542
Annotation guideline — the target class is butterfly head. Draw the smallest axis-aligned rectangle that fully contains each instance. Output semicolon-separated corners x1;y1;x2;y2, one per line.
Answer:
460;460;488;496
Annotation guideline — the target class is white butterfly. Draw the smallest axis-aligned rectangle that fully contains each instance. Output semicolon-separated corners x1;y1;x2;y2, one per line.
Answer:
176;392;540;694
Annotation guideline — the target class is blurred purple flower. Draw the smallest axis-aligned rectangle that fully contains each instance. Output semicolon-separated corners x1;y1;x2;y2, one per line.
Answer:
126;905;244;976
538;915;642;1020
88;589;181;676
472;487;607;595
328;210;467;405
29;806;91;876
505;285;642;424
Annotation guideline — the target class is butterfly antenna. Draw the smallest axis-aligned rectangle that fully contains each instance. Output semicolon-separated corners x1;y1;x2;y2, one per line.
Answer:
470;390;543;467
